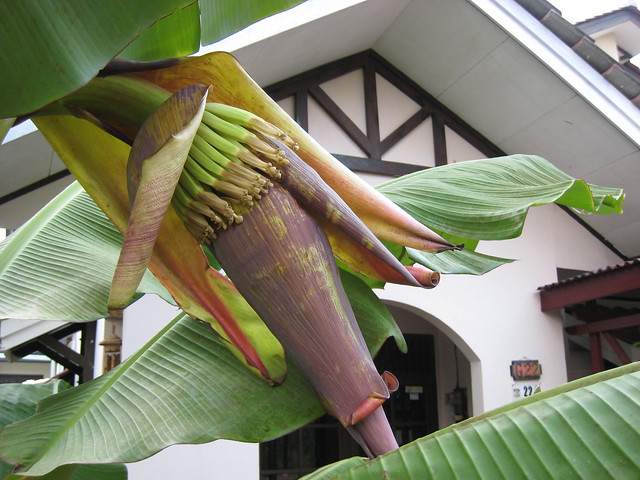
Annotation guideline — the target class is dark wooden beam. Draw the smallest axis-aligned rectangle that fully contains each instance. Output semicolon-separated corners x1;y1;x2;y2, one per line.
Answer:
295;90;309;131
35;336;85;375
266;50;505;161
363;60;381;160
9;321;97;384
380;109;430;155
80;321;96;382
308;85;370;155
589;333;604;373
565;313;640;335
602;332;632;365
334;155;424;176
432;113;448;166
540;263;640;311
567;304;640;322
368;51;504;159
266;51;369;101
0;169;71;205
439;116;503;159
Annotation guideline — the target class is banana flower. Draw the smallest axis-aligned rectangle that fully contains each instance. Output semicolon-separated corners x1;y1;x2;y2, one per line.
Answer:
32;53;456;457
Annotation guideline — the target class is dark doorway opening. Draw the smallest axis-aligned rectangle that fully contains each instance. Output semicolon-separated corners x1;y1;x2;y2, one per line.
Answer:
260;334;438;479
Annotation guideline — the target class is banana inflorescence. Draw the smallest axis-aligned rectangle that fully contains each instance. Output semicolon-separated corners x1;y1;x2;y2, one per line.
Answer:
172;103;297;243
171;102;438;456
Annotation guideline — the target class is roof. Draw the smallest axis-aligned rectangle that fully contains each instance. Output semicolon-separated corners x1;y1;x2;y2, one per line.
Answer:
516;2;640;107
577;6;640;57
539;258;640;310
538;259;640;358
1;0;640;258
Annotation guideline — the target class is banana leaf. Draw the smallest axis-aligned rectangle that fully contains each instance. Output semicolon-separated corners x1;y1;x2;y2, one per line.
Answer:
0;182;172;321
0;298;401;476
376;154;624;273
377;154;624;244
0;0;306;118
0;381;126;480
301;363;640;479
408;247;514;275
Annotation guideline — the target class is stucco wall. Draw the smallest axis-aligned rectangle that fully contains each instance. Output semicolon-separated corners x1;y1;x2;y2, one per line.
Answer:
278;69;622;417
0;357;51;380
380;204;620;415
0;176;73;229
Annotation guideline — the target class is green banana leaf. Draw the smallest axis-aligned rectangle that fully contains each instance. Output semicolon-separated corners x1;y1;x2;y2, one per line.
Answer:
301;363;640;480
117;3;201;62
0;118;14;143
381;240;512;276
373;154;623;274
0;299;401;477
0;182;173;321
377;154;624;243
0;381;126;480
408;247;514;275
0;0;306;118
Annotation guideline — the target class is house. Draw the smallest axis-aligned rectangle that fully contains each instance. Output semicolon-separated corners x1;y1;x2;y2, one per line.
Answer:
0;0;638;478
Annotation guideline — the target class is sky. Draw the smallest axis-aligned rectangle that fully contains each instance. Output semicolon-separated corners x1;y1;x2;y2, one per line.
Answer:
549;0;636;22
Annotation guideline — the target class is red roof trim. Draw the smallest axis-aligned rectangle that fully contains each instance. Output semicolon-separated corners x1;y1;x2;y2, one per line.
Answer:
539;259;640;311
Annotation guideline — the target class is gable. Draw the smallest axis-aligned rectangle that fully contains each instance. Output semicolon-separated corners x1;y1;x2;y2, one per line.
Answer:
265;50;503;177
264;50;622;258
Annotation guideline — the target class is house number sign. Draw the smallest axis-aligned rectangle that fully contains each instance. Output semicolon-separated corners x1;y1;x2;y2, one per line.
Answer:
510;359;541;381
511;359;541;401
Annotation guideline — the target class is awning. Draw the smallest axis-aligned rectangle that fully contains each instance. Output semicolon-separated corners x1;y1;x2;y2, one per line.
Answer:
539;259;640;372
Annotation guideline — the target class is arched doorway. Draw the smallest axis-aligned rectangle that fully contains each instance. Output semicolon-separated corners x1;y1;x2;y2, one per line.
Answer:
260;301;478;479
385;303;476;429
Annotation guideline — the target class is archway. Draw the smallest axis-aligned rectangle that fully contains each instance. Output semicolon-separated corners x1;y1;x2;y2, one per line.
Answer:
384;301;483;426
260;299;483;479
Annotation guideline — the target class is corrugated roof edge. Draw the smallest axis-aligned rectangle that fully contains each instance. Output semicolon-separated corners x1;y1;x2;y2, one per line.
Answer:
539;258;640;291
514;0;640;108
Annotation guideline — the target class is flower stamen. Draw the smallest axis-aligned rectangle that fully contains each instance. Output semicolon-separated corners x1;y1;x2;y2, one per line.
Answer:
173;103;293;244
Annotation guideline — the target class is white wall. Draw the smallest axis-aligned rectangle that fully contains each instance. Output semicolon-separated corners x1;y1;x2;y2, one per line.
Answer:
379;204;621;414
0;176;73;229
126;441;259;480
593;32;619;61
0;356;51;380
